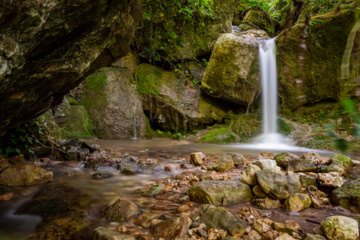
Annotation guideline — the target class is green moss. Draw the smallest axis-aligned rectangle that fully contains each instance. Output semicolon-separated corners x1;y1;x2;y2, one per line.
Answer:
228;114;261;141
66;97;79;105
278;118;294;135
85;71;107;91
330;154;352;167
199;127;237;143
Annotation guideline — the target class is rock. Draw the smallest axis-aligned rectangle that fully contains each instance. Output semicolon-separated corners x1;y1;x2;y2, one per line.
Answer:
329;154;353;168
150;216;191;238
241;164;261;186
259;151;276;160
256;169;301;199
137;158;156;167
66;146;90;161
321;216;359;240
254;197;281;209
0;0;142;136
244;230;262;240
0;157;53;186
208;154;235;172
331;178;360;210
274;152;300;168
240;10;272;32
141;185;165;197
80;66;148;139
224;152;246;166
284;193;311;212
300;174;317;187
254;159;278;171
201;30;269;105
236;207;262;224
93;227;135;240
275;233;296;240
93;172;114;179
277;8;359;110
303;233;327;240
192;204;248;238
272;222;298;234
190;152;207;166
287;159;317;173
301;152;321;162
104;199;141;221
135;64;228;132
120;164;143;175
253;185;267;198
318;172;343;187
322;154;352;174
253;218;273;234
186;179;252;205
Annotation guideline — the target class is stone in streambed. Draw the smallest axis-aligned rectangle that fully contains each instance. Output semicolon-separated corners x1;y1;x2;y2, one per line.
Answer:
303;233;326;240
284;193;311;212
256;169;301;200
331;178;360;210
274;152;300;168
93;227;135;240
208;154;234;172
254;197;281;209
104;199;141;221
241;164;261;186
321;216;359;240
93;172;114;179
222;152;245;166
287;159;317;173
190;152;207;166
186;179;252;205
150;216;191;238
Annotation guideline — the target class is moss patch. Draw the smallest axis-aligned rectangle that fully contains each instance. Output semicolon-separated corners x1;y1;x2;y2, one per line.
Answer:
198;127;237;143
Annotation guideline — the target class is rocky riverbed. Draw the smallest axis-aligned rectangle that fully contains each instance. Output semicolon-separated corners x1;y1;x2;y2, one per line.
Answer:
0;140;359;240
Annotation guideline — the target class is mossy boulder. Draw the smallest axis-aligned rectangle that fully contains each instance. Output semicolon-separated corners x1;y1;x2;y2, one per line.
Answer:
240;10;273;35
274;152;300;169
284;193;312;212
208;154;235;172
331;179;360;210
256;169;301;200
80;67;147;139
135;63;229;132
321;216;359;240
186;179;253;205
201;30;269;106
0;157;53;186
277;7;360;111
198;127;238;143
192;204;248;238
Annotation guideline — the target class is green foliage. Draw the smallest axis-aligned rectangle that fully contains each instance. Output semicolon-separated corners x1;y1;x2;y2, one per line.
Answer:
198;127;237;143
278;118;294;135
238;0;273;12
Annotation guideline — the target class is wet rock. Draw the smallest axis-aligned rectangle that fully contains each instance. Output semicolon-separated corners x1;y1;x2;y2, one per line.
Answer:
331;178;360;210
93;172;114;179
0;157;53;186
176;204;191;213
284;193;311;212
259;151;276;160
190;152;207;166
299;174;317;187
321;216;359;240
120;164;143;175
192;204;248;238
287;159;317;173
256;169;301;199
241;164;261;186
141;185;165;197
150;216;191;238
163;164;179;172
93;227;135;240
253;185;267;198
201;30;268;105
66;146;90;161
222;152;245;166
254;159;279;171
132;213;155;228
208;154;235;172
85;151;114;169
303;233;327;240
318;172;343;187
274;152;300;169
186;179;252;205
137;158;156;167
104;199;141;221
254;197;281;209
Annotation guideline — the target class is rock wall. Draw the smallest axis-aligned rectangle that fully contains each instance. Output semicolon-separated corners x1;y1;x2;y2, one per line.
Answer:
0;0;142;136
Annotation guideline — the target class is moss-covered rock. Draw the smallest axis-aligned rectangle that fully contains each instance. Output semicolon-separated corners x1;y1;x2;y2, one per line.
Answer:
284;193;312;212
135;63;229;133
186;179;253;205
240;10;273;35
0;157;53;186
198;127;238;143
208;154;235;172
80;67;147;139
331;178;360;210
201;30;269;106
321;216;359;240
277;7;359;111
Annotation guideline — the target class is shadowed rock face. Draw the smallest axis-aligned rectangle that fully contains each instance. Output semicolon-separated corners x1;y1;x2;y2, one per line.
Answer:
0;0;142;136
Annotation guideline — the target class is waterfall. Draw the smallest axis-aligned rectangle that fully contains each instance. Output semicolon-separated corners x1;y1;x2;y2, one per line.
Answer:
257;38;285;144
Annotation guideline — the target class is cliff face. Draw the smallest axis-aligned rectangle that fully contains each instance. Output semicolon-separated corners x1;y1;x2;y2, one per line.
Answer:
0;0;142;135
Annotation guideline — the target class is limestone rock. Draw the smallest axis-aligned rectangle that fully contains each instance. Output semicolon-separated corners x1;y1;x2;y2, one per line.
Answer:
254;197;281;209
150;216;191;238
201;30;269;105
303;233;326;240
104;199;141;221
192;204;248;238
318;172;343;187
321;216;359;240
190;152;207;166
0;0;142;136
331;179;360;210
287;159;317;173
259;151;276;160
254;159;278;171
222;152;245;166
300;174;317;187
301;152;321;162
241;164;261;186
186;179;252;205
256;169;301;199
93;227;135;240
0;157;53;186
322;154;352;174
209;154;235;172
253;218;273;234
274;152;300;169
253;185;267;198
275;233;296;240
284;193;311;212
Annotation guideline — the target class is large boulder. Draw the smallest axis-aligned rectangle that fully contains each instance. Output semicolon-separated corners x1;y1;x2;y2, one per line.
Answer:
320;216;359;240
284;193;311;212
0;157;53;186
240;10;273;33
201;30;269;105
186;179;252;205
331;179;360;210
256;169;301;199
192;204;248;238
135;63;229;132
277;7;360;110
150;216;192;238
104;199;141;221
0;0;142;136
80;66;148;139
